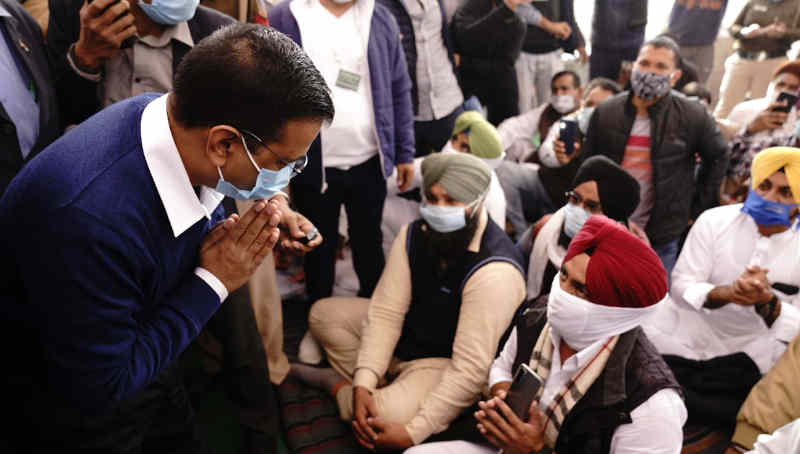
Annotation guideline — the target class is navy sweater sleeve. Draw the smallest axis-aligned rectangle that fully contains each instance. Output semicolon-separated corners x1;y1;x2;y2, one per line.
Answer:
23;205;221;411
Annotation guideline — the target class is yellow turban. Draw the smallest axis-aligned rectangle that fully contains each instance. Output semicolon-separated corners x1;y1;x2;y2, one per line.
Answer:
751;147;800;203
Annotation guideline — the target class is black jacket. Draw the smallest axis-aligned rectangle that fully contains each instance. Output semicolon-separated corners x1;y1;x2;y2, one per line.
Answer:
0;0;60;195
46;1;234;128
521;0;585;55
452;0;526;70
581;90;728;248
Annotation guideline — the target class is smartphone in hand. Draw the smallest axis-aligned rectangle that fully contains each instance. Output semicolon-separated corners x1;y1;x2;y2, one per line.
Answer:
88;0;138;48
559;119;578;155
505;364;544;421
773;91;798;114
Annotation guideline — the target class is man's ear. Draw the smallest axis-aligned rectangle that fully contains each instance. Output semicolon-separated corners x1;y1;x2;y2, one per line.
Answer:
669;69;683;88
205;125;240;168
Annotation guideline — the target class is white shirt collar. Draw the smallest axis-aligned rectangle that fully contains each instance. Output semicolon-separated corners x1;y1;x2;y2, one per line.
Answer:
140;94;224;237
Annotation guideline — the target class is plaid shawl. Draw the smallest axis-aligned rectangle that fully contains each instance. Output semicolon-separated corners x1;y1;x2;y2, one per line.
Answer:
527;323;619;451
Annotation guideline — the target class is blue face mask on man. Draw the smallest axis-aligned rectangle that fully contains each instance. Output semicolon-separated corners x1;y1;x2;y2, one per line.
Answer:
215;134;294;201
138;0;199;25
742;189;799;227
419;195;484;233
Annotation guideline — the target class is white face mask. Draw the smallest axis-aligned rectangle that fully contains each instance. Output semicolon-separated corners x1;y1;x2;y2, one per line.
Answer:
552;95;576;114
546;275;666;351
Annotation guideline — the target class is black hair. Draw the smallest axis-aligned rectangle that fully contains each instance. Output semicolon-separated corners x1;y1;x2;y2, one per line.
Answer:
173;23;334;144
585;77;622;96
551;70;582;90
641;35;682;68
681;82;712;105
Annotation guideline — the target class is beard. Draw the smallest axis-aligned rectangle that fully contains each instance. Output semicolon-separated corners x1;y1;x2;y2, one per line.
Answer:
422;211;481;267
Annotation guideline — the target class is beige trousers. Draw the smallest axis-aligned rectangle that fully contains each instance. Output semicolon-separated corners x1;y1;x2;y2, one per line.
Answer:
714;53;787;120
309;297;450;423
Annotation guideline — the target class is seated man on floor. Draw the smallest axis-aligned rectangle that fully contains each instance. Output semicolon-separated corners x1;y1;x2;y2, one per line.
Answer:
723;61;800;204
496;76;619;240
291;152;526;450
519;155;642;300
645;147;800;429
725;334;800;454
382;110;507;255
407;215;686;454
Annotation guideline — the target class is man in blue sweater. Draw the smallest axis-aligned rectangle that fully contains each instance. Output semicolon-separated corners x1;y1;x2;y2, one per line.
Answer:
0;23;333;452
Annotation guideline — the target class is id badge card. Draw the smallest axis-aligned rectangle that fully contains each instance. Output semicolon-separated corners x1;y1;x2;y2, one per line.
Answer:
336;69;361;91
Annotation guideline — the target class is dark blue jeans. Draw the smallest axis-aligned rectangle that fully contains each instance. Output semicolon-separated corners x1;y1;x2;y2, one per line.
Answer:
653;238;680;282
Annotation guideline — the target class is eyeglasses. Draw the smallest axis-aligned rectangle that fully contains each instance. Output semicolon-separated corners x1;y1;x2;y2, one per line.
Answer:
240;129;309;176
565;190;602;213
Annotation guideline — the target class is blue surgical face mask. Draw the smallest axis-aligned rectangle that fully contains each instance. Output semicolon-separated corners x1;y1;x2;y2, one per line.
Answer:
419;204;467;233
215;135;293;201
563;202;592;237
138;0;199;25
742;189;799;227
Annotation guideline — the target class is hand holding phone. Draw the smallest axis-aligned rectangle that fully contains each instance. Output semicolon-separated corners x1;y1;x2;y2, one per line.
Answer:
505;364;543;421
75;0;138;69
772;91;798;114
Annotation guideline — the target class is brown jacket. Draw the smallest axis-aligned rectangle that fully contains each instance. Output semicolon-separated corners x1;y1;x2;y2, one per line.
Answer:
733;334;800;449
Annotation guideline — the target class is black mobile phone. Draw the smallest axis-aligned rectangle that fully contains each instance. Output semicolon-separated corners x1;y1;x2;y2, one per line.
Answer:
505;364;543;421
88;0;138;49
774;91;798;113
559;119;578;155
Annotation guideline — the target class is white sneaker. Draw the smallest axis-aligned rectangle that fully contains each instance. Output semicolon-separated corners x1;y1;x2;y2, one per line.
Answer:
298;330;323;365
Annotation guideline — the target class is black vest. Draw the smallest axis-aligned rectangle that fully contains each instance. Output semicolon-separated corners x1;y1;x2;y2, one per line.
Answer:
522;0;561;54
512;296;683;454
393;218;525;362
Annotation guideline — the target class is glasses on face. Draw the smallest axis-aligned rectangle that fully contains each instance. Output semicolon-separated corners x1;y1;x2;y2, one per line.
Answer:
565;190;602;213
240;129;309;176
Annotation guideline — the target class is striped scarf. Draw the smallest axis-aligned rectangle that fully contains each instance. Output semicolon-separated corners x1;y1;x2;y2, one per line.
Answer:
527;323;619;451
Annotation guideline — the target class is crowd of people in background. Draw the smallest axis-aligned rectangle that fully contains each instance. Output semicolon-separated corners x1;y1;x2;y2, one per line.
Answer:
3;0;800;453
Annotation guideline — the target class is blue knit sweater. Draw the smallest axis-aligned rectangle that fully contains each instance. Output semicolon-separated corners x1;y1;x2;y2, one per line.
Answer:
0;94;224;412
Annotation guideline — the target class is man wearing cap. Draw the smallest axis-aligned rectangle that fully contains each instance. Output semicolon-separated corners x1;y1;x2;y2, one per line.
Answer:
645;146;800;427
407;215;686;454
519;155;642;300
382;111;507;254
290;152;526;450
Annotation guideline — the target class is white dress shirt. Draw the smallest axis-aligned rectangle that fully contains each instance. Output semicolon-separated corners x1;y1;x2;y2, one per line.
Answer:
140;94;228;302
291;0;379;170
727;96;798;138
487;326;687;454
644;204;800;373
497;103;549;163
747;419;800;454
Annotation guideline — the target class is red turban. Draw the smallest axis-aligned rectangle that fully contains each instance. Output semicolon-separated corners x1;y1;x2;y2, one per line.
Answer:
563;215;667;308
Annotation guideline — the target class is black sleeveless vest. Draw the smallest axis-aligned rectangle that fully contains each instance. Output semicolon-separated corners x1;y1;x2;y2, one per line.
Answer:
511;296;683;454
393;218;525;362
